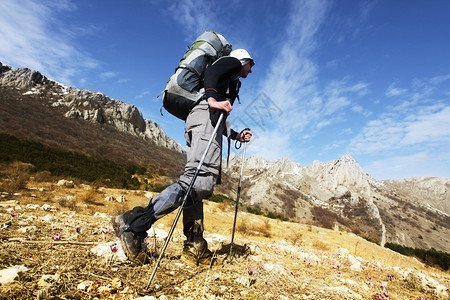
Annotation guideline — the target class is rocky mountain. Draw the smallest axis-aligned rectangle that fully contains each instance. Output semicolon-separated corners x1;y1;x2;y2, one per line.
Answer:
0;62;183;153
219;153;450;253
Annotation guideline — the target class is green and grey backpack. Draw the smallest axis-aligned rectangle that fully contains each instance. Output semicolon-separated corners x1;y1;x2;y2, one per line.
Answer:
162;31;232;120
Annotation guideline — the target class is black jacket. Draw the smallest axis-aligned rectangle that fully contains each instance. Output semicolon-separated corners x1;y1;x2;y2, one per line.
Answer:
204;56;241;103
203;56;241;140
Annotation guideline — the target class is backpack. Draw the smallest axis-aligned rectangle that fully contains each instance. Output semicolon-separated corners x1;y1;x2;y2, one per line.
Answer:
162;31;232;120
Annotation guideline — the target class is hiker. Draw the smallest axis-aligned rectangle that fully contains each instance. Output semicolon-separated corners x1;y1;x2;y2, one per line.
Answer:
113;48;254;264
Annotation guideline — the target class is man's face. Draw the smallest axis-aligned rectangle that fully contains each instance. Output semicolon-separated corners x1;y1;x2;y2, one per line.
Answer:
240;63;253;78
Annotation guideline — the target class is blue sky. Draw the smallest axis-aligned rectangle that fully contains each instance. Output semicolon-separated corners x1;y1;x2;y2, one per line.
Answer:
1;0;449;180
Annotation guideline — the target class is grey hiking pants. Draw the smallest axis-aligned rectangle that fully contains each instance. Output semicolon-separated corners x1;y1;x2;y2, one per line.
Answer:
125;100;224;239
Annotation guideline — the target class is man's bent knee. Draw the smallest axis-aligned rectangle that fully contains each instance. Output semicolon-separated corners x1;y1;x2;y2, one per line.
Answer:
191;176;215;201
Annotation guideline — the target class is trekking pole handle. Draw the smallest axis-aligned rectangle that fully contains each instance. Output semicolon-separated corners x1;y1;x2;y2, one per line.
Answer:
235;128;251;149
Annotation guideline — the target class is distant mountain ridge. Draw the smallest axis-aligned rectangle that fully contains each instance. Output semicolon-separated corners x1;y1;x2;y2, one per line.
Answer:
219;153;450;252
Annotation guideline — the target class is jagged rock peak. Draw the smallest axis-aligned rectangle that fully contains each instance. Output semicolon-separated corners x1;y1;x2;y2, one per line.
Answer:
0;63;51;89
337;153;357;163
228;153;271;170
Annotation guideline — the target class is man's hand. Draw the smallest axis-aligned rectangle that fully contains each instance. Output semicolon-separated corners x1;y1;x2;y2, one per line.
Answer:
207;97;232;114
238;129;252;142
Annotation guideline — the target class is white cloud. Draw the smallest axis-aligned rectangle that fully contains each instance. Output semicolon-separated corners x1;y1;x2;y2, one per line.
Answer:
99;72;118;80
401;106;450;145
363;151;449;180
0;0;98;85
258;0;329;134
346;69;450;178
167;0;218;38
351;72;450;156
350;105;450;156
245;129;296;161
136;91;150;99
350;117;405;154
386;84;407;97
352;105;363;113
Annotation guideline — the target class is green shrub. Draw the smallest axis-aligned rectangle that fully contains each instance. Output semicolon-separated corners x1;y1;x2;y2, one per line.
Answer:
0;133;144;189
385;242;449;270
246;206;264;215
266;211;289;221
208;193;233;203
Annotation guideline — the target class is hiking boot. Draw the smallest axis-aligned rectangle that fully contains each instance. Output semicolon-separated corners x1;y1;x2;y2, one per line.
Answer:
112;215;148;264
181;237;213;266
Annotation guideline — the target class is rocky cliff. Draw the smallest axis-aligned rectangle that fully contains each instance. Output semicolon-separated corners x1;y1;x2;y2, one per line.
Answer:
0;62;183;153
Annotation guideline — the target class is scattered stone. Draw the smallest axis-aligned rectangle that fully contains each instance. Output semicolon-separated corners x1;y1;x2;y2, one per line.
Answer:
26;204;41;210
404;271;448;296
41;214;54;222
77;280;95;291
133;296;157;300
105;196;115;202
37;274;61;289
235;276;255;287
0;200;20;207
0;265;29;285
57;179;74;188
347;254;362;271
262;263;287;276
146;227;169;239
111;277;122;288
145;192;153;199
41;204;57;211
105;195;126;202
17;225;37;233
97;285;112;293
117;195;126;202
93;212;109;219
321;286;362;299
1;221;12;229
90;241;128;262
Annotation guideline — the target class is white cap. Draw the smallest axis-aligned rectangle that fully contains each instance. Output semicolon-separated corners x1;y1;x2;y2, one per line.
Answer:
229;49;255;66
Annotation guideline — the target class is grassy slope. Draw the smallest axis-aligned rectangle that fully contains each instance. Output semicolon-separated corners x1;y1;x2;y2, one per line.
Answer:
0;177;448;299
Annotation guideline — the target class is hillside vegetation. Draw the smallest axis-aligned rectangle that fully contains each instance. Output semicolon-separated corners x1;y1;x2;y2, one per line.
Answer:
0;133;144;189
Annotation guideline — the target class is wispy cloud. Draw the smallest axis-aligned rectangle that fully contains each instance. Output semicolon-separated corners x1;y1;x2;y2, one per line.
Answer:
364;152;429;180
135;91;150;99
386;83;408;97
0;0;98;85
237;0;379;160
351;74;450;155
99;72;118;80
166;0;219;39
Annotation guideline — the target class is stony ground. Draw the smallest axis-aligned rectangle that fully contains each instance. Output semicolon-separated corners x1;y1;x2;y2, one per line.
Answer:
0;181;449;299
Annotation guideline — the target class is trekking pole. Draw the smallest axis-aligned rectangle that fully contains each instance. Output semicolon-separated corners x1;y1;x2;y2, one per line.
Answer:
144;112;224;291
229;130;249;255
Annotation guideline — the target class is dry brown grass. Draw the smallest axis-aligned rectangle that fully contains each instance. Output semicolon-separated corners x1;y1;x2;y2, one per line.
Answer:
0;162;32;193
0;176;449;299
